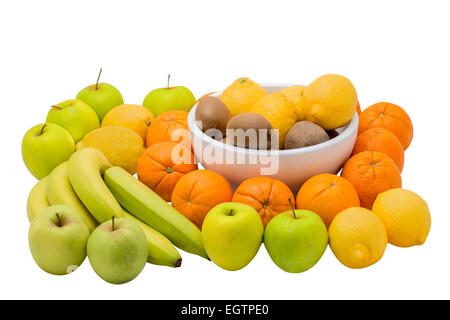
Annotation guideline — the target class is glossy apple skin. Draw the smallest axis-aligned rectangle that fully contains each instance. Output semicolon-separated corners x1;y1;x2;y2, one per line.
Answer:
202;202;264;271
87;218;148;284
143;86;196;117
46;99;99;143
28;205;90;275
264;209;328;273
22;123;75;179
76;83;124;121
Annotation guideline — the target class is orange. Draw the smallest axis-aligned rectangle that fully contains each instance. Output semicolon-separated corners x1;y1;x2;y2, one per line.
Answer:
352;127;404;172
146;110;189;147
358;102;413;150
341;151;402;209
137;141;197;201
196;92;216;104
101;104;155;143
296;174;360;228
171;170;233;229
356;101;361;114
232;177;294;227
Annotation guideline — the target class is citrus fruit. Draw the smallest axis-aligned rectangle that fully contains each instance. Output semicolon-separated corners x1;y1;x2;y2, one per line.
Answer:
102;104;155;143
196;92;216;104
76;126;145;174
358;102;413;150
280;85;307;121
329;207;388;269
352;127;404;172
171;169;233;229
372;188;431;247
250;92;297;147
146;110;189;147
301;74;358;130
296;174;360;228
356;101;362;114
137;141;198;201
220;77;266;116
232;177;295;227
341;151;402;209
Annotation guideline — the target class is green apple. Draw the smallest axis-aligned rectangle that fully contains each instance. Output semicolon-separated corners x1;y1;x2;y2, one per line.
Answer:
22;123;75;179
142;75;196;117
28;204;90;275
46;99;99;143
202;202;263;271
87;216;148;284
264;201;328;273
76;69;124;121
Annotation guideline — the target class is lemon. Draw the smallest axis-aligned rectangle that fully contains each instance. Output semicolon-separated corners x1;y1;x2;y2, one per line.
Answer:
372;188;431;247
101;104;155;144
250;92;297;148
280;85;307;121
76;126;145;174
220;77;266;116
302;74;357;130
329;207;387;269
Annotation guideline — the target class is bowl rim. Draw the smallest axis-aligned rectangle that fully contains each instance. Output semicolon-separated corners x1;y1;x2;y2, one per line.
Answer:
188;83;359;156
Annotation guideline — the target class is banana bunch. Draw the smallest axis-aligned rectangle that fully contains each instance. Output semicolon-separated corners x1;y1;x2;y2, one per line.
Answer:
26;147;208;267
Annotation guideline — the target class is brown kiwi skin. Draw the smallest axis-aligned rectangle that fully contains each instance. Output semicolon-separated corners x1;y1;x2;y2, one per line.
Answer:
284;121;329;150
226;113;274;150
327;129;340;140
195;96;231;137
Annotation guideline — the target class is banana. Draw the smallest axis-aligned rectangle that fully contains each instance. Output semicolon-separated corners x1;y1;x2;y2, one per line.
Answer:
46;162;98;231
67;147;181;267
26;177;50;222
104;166;208;259
126;214;182;267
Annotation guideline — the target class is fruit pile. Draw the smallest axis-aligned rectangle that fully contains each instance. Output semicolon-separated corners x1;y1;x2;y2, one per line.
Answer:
23;70;431;284
195;75;359;150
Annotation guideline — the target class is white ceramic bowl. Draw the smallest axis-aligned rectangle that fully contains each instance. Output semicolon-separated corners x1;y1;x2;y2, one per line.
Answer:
188;83;358;192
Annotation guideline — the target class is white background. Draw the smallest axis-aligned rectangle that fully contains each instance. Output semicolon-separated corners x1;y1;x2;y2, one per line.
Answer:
1;0;449;300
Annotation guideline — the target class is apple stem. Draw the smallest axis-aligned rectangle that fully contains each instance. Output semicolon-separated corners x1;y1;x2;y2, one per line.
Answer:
51;105;62;110
167;74;170;89
55;213;62;227
96;68;103;90
288;198;297;219
39;123;47;136
111;215;115;231
228;209;234;216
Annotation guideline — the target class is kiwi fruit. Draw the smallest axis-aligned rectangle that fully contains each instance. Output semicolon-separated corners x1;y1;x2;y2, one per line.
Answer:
327;129;340;140
226;113;274;150
284;121;329;149
195;96;231;136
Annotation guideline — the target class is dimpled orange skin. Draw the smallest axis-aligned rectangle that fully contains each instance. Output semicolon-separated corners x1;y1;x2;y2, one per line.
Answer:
358;102;413;150
296;174;360;228
171;170;233;229
137;141;198;202
146;110;189;147
232;177;295;227
352;127;405;172
341;151;402;209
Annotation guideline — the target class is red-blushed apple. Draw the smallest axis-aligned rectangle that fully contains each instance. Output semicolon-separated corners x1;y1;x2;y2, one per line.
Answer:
28;205;90;275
